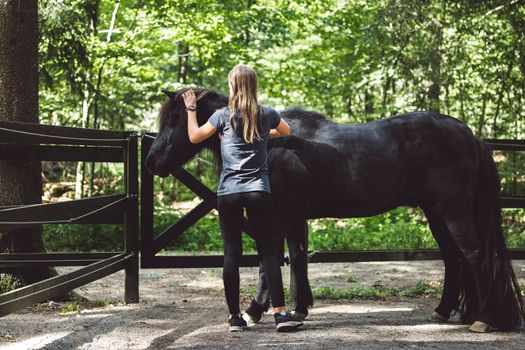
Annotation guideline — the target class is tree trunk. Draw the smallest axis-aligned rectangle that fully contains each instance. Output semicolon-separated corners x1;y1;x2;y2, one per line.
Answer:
477;89;488;138
177;42;189;84
89;0;120;197
381;74;391;118
75;88;90;199
245;0;253;45
492;59;514;138
364;88;374;121
0;0;54;284
427;1;444;113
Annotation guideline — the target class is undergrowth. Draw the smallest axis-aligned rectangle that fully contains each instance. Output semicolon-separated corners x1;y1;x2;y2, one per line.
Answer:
0;274;21;294
312;281;442;300
239;281;442;301
42;205;524;253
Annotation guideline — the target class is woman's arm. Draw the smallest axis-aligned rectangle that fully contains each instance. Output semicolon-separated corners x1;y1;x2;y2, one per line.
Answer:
183;90;216;144
269;119;291;138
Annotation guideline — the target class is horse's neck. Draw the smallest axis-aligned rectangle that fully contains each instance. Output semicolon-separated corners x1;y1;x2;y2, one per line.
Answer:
211;94;228;109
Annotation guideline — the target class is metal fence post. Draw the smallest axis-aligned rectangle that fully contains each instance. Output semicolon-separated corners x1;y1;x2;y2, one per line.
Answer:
124;134;139;303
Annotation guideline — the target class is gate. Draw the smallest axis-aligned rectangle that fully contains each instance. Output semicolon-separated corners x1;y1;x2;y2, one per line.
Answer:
0;121;139;316
140;133;271;268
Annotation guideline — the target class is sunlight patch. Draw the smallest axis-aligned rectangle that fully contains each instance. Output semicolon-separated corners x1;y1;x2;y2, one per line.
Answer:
371;323;506;342
77;312;114;318
377;324;459;331
172;324;226;346
312;305;413;314
256;342;310;347
0;331;71;350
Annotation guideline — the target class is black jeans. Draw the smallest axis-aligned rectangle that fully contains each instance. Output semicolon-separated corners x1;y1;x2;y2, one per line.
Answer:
217;191;285;314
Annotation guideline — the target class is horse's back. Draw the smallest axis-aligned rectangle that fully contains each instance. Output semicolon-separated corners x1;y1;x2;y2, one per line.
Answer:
270;111;481;217
287;110;479;173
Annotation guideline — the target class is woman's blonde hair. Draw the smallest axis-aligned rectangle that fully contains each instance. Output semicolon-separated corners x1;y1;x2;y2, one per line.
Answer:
228;64;262;143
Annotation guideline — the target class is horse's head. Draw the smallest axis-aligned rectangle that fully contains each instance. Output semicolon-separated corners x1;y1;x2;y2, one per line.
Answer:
145;88;227;177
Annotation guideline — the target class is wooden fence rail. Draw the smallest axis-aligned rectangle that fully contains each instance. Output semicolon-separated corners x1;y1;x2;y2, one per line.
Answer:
0;120;139;317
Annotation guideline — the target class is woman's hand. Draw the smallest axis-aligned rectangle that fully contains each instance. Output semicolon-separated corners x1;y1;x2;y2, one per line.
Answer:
182;89;197;108
183;88;216;144
270;119;291;138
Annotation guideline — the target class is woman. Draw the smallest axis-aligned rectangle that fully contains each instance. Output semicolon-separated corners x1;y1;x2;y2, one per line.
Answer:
182;64;302;332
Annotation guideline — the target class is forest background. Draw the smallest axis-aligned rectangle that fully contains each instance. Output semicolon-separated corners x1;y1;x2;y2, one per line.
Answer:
35;0;524;254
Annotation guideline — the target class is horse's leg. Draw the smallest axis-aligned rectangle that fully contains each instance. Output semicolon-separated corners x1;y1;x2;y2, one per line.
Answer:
243;261;270;324
244;231;285;324
442;207;494;331
287;219;313;320
254;262;271;310
423;207;462;321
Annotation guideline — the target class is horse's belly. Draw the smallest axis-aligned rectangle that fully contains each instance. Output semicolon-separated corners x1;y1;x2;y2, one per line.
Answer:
304;193;400;219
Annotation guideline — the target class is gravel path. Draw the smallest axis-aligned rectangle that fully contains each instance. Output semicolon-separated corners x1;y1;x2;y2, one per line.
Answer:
1;260;524;349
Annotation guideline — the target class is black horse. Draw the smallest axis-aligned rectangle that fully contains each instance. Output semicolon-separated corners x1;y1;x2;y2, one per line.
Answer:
145;88;524;332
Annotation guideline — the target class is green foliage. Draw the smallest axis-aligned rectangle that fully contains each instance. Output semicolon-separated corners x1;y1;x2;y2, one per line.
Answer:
503;209;525;248
38;0;525;137
61;302;81;314
151;150;220;203
308;208;437;251
313;281;442;300
0;274;21;294
37;0;525;254
41;203;524;253
497;152;525;197
240;286;291;301
154;203;256;252
154;204;434;253
43;224;123;252
155;205;222;252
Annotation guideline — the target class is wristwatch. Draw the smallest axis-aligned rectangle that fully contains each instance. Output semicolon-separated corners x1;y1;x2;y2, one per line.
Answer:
186;104;197;112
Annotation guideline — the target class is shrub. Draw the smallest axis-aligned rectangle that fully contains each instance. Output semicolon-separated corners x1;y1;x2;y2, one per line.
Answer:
0;274;21;294
42;204;524;253
43;224;123;252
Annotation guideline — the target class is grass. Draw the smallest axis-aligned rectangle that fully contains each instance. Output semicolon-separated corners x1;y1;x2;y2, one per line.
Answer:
313;281;442;300
61;302;81;314
239;281;442;302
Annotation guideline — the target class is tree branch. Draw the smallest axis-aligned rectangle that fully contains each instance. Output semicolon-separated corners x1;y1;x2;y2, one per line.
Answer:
476;0;523;24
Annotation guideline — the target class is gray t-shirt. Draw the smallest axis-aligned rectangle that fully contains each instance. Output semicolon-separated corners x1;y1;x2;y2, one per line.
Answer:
208;105;281;196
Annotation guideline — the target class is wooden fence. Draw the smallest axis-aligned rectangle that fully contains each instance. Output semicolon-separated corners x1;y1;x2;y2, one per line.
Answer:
0;121;139;316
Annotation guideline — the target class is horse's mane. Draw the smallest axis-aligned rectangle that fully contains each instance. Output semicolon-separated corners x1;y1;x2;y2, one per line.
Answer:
157;88;328;129
158;97;175;128
158;88;221;128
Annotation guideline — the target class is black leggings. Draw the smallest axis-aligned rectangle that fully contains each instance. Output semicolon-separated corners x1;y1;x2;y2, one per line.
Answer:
217;191;285;314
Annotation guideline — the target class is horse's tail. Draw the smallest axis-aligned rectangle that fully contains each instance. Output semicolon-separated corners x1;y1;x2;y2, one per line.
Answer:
459;139;524;330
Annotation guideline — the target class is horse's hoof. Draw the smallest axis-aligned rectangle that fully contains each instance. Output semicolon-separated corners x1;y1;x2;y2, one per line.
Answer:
242;312;261;326
428;311;449;323
469;321;495;333
291;310;308;321
244;299;264;325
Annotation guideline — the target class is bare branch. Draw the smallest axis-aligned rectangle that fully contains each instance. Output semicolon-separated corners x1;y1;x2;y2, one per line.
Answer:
477;0;523;24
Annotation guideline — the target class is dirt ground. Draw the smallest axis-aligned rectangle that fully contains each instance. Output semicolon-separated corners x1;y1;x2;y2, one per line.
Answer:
1;260;525;350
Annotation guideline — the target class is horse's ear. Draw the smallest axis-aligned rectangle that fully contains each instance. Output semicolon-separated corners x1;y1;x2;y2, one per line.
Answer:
162;89;178;100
